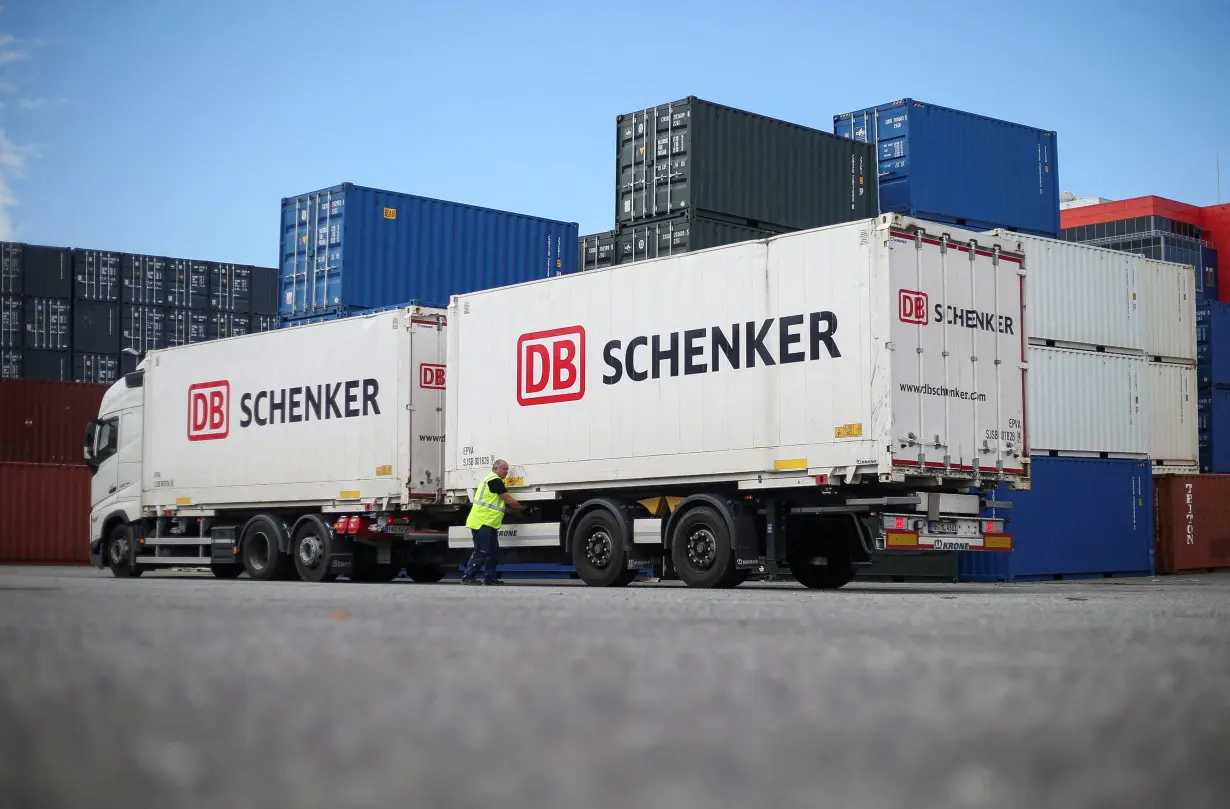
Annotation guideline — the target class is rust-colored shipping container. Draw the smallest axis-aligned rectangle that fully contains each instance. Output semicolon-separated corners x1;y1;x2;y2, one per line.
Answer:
0;379;106;464
1154;475;1230;573
0;462;91;564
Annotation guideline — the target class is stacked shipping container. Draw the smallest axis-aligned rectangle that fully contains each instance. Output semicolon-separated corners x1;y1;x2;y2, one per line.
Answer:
0;242;278;382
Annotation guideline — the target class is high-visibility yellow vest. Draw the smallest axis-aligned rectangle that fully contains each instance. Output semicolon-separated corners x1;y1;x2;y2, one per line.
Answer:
465;472;506;530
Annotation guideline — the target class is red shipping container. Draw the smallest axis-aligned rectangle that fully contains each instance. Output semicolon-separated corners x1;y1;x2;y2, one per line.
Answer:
0;462;91;564
1153;475;1230;574
0;379;107;464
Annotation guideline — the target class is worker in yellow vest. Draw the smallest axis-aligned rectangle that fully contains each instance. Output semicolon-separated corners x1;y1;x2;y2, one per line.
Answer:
461;459;526;585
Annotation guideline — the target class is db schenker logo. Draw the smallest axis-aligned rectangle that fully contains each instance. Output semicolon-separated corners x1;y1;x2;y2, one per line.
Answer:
188;380;229;441
517;326;585;406
899;289;929;326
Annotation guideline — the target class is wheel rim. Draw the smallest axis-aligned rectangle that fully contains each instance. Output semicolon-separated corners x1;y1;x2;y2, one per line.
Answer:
585;529;614;570
109;536;128;565
249;531;270;571
685;527;717;569
297;533;324;569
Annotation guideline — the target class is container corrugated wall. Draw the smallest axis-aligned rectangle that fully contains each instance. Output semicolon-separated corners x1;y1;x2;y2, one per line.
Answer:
0;379;106;463
1144;258;1197;361
834;99;1060;237
1005;231;1145;351
1199;389;1230;473
0;462;91;564
1027;346;1147;455
279;184;578;320
960;457;1153;581
1148;362;1198;468
614;213;789;263
1197;301;1230;387
617;98;877;230
1154;475;1230;573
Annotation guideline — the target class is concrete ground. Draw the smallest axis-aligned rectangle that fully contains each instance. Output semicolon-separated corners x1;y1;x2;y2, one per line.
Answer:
1;566;1228;809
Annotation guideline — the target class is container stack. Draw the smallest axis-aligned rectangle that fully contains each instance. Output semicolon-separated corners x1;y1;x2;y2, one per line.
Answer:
0;240;277;383
277;183;578;326
579;98;878;270
0;379;106;564
1197;301;1230;472
959;234;1198;582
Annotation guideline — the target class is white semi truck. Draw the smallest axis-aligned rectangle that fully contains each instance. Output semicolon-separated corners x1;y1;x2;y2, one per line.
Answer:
85;215;1027;588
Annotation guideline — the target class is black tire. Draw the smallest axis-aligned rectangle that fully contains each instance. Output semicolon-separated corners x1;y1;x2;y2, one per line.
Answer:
406;564;446;583
106;524;142;579
571;509;631;587
669;506;738;588
292;516;338;583
241;515;291;582
350;545;398;582
787;533;857;590
210;564;243;579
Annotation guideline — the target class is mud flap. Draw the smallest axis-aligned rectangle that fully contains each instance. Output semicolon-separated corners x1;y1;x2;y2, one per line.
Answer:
731;505;760;570
328;534;354;578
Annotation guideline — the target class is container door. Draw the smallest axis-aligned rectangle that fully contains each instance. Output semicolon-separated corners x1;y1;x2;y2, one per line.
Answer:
887;229;1026;475
408;313;447;499
281;190;345;318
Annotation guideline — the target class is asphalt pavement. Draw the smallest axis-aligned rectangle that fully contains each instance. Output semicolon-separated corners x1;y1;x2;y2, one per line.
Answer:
1;565;1228;809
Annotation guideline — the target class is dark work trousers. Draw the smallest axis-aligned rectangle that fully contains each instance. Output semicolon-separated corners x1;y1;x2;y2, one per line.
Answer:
462;525;500;582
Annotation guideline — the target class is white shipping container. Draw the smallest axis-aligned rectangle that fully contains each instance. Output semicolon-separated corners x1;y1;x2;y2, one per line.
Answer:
1147;361;1198;469
1144;258;1197;361
1026;346;1147;456
140;308;447;509
987;230;1145;351
446;216;1028;496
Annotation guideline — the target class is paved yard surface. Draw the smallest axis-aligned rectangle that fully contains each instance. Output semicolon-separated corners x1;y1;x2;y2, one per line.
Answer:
1;566;1228;809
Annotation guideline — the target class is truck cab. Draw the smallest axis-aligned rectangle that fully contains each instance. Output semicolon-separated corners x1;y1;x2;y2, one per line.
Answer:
85;369;146;572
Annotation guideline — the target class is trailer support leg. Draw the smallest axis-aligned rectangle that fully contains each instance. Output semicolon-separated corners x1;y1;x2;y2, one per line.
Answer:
762;497;782;582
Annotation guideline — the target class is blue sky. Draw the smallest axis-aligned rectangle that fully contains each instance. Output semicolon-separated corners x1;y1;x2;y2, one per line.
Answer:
2;0;1228;265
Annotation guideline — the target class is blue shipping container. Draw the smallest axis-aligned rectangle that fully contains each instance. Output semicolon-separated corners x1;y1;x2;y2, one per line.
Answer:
1196;301;1230;388
1198;388;1230;473
280;184;579;319
834;99;1060;237
958;457;1153;582
1198;246;1219;302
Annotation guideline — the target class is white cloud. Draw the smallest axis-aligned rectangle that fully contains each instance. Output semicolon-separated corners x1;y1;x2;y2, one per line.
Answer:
0;127;30;239
18;97;69;110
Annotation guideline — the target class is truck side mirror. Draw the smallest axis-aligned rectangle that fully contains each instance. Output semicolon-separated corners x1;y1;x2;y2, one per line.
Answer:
84;420;99;473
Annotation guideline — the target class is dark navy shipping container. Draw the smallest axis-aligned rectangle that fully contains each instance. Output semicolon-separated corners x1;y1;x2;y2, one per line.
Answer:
73;250;121;302
1;350;19;379
1;243;20;295
23;298;70;351
1198;389;1230;473
958;457;1153;582
1198;247;1219;302
0;296;20;348
615;213;790;264
1196;302;1230;388
166;310;209;347
22;246;72;299
834;99;1060;237
279;184;578;319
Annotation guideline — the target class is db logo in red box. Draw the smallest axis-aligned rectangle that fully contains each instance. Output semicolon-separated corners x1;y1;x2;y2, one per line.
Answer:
188;380;229;441
899;289;929;325
420;363;446;390
517;326;585;406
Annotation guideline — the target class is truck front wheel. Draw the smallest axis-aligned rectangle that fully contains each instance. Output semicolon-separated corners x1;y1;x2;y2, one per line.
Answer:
669;506;738;588
106;525;143;579
571;509;633;587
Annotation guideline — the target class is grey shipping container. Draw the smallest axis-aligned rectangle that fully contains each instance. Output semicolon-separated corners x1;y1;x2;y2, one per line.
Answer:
166;258;210;310
23;298;70;351
122;255;168;306
1;243;20;295
1;296;21;348
22;247;72;299
74;250;121;302
615;212;792;264
74;352;118;385
73;300;120;353
1;350;19;379
209;263;252;313
166;310;209;346
579;231;617;271
21;350;69;381
617;97;877;230
120;305;167;354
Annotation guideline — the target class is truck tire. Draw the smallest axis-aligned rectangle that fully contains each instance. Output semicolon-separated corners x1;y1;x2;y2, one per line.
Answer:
210;564;243;579
241;516;291;582
407;564;446;583
571;509;633;587
350;545;398;583
669;506;739;588
292;516;338;583
106;524;143;579
787;535;857;590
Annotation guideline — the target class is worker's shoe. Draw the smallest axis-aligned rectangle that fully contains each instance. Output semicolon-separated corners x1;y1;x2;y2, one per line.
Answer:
482;579;505;586
460;578;481;586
